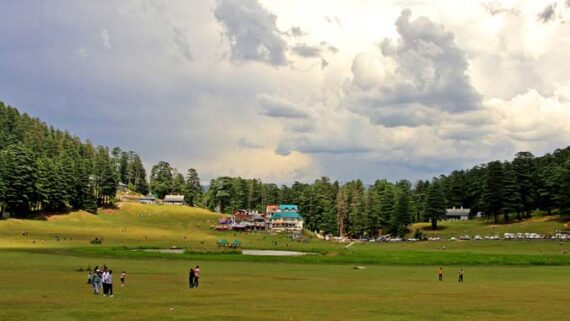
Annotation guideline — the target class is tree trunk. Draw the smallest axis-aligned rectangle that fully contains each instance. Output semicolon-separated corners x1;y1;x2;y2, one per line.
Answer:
431;218;437;230
494;212;498;224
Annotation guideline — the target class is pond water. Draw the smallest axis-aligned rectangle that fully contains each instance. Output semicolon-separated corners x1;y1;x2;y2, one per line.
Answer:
242;250;318;256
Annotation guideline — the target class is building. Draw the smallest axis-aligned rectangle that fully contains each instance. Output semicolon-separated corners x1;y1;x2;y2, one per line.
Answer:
139;195;157;204
446;207;470;221
163;195;185;205
265;205;279;218
279;204;298;212
270;212;304;231
233;209;267;230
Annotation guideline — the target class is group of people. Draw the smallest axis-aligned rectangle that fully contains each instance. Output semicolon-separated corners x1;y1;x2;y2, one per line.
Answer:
87;266;126;296
188;266;200;288
438;267;464;283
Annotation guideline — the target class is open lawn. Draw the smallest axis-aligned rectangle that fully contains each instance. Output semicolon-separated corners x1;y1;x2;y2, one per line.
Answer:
1;203;570;320
1;251;570;321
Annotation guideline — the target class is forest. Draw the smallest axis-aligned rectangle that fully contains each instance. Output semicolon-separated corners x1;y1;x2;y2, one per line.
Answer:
2;102;570;236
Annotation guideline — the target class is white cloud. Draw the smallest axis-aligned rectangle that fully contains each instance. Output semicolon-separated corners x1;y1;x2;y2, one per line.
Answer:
258;94;310;119
99;29;111;49
214;0;288;66
5;0;570;184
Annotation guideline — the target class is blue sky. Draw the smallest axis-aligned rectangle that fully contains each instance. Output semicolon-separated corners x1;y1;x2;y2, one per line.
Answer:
2;0;570;184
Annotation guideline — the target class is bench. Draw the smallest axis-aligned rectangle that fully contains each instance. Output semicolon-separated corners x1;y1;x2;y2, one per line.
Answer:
229;240;241;248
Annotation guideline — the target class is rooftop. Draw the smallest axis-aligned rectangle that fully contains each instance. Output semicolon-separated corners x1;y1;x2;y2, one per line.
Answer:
271;212;303;220
164;195;185;202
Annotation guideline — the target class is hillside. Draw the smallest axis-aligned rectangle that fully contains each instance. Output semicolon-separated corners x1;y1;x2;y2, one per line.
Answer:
2;203;570;266
0;203;325;253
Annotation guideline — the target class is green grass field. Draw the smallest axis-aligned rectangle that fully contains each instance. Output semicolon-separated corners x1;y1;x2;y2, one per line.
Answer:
1;203;570;320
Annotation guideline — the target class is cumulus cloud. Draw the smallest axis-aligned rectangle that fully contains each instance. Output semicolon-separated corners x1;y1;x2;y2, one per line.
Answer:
538;3;557;23
291;41;339;70
237;137;264;149
99;29;111;49
276;137;371;156
346;9;481;128
171;26;193;61
324;15;343;28
214;0;288;66
291;43;322;57
257;94;310;118
482;2;519;16
287;26;307;37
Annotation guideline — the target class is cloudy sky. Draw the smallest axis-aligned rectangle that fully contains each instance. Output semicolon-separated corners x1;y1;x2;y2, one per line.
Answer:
1;0;570;184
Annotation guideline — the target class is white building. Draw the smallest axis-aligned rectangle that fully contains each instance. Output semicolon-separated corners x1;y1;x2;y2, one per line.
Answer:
270;212;304;231
163;195;185;205
139;195;157;204
445;207;470;221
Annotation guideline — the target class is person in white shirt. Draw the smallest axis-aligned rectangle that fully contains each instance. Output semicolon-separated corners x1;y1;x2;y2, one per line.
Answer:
107;270;114;297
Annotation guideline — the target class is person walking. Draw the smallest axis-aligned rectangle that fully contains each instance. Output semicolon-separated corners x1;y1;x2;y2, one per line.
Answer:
458;268;464;283
92;269;102;295
120;271;126;287
193;266;200;288
189;268;195;289
438;267;444;281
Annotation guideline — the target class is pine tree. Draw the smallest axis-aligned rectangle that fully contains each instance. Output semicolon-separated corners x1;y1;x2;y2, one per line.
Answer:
171;170;185;195
0;144;36;216
149;161;174;199
513;152;535;218
558;160;570;217
336;187;347;237
391;189;410;236
379;185;395;234
183;168;203;206
423;180;446;229
502;162;521;223
482;161;505;223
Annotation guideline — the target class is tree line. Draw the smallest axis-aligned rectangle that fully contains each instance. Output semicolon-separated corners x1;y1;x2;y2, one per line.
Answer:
187;151;570;237
0;102;148;216
3;101;570;237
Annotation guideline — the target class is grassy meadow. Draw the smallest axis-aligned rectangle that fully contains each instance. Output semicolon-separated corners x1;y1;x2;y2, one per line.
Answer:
1;202;570;320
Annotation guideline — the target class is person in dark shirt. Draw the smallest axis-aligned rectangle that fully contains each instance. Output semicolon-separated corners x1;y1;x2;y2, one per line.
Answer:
189;268;195;288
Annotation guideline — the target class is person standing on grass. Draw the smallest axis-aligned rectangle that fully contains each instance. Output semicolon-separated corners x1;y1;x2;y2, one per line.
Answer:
93;269;102;295
189;268;195;289
102;268;110;296
87;271;92;285
107;270;114;297
193;266;200;288
120;271;126;287
438;267;444;281
458;268;464;283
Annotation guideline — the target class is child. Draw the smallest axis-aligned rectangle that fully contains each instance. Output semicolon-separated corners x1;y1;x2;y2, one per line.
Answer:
438;267;444;281
458;268;464;283
120;271;126;287
87;271;92;285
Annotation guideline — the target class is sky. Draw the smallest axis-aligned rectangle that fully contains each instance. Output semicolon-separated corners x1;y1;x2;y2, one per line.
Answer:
1;0;570;184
